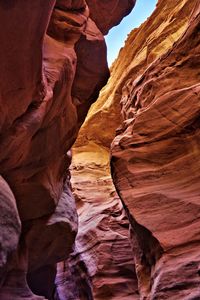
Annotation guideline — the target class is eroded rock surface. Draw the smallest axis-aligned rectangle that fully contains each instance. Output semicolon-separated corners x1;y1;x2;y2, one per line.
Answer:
55;153;139;300
85;0;136;35
0;0;136;299
1;0;198;299
75;0;200;299
110;1;200;299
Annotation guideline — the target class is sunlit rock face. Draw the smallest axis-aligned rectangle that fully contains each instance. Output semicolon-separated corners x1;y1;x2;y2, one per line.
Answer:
110;1;200;299
74;0;200;299
76;0;198;150
0;0;136;299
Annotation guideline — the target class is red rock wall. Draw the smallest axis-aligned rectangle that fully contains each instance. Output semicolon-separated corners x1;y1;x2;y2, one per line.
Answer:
72;0;200;299
85;0;136;34
1;0;198;299
58;142;140;299
55;158;139;300
0;1;136;299
111;0;200;299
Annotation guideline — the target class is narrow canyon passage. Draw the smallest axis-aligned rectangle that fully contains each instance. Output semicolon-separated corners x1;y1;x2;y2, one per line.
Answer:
55;0;200;298
0;0;200;300
55;150;139;299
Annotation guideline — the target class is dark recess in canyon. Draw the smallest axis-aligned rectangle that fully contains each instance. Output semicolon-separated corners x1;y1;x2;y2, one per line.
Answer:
0;0;200;300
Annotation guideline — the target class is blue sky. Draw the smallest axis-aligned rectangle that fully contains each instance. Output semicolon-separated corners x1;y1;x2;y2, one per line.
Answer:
105;0;157;65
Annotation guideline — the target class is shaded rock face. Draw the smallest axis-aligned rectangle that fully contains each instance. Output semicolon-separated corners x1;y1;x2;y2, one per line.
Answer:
55;157;139;300
0;0;136;299
85;0;136;35
0;176;21;283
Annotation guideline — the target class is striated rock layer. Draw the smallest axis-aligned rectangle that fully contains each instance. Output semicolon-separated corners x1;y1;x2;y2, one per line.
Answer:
76;0;198;150
110;1;200;299
56;160;139;300
1;0;199;299
74;0;200;299
0;0;136;299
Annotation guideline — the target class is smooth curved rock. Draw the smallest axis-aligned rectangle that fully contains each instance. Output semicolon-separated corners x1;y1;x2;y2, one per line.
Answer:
74;0;200;298
0;0;136;298
25;181;78;271
85;0;136;35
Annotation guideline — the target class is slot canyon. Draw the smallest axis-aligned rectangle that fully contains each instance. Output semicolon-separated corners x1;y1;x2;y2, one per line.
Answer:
0;0;200;299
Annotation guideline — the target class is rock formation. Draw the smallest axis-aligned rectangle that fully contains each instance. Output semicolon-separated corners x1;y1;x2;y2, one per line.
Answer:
0;0;136;299
73;0;200;299
1;0;200;299
54;147;139;299
112;1;200;299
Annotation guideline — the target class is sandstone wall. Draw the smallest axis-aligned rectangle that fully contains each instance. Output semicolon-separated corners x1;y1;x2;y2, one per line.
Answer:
0;1;136;299
111;1;200;299
1;0;199;299
74;0;200;299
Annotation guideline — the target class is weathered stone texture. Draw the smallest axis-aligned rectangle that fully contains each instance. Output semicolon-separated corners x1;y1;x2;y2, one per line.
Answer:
0;0;136;298
74;0;200;298
111;1;200;299
55;158;139;300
